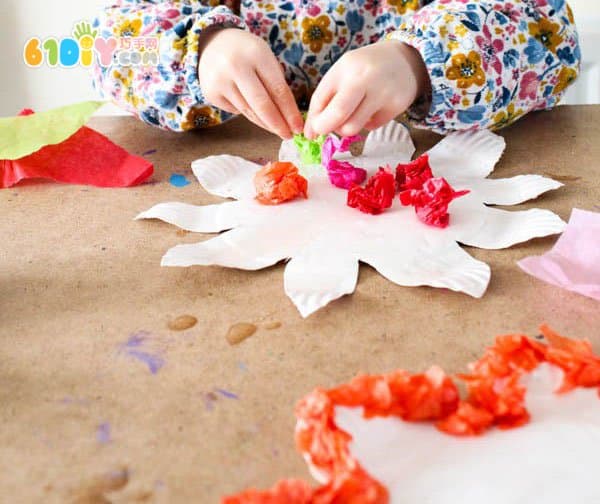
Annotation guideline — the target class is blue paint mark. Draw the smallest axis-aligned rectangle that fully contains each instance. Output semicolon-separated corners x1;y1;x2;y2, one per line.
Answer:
119;331;165;374
215;388;239;400
96;422;112;444
142;149;157;156
169;173;191;187
237;361;248;372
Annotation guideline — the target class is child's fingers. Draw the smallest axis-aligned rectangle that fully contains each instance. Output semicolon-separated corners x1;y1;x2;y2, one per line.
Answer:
258;60;304;135
220;97;240;115
309;85;365;136
237;72;292;139
363;108;399;131
210;95;239;115
226;86;271;132
336;94;380;137
305;77;336;138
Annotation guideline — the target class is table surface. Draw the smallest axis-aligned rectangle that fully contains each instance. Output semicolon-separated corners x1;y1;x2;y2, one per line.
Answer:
2;105;599;503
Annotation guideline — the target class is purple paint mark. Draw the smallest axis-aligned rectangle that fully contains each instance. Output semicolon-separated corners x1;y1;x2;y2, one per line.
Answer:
119;331;165;374
60;396;90;406
203;392;217;411
594;205;600;211
124;332;148;348
215;388;239;400
203;388;239;410
127;350;165;374
96;422;112;444
142;149;157;156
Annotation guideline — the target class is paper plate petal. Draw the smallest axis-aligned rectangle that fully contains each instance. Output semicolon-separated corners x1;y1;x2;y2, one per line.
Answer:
428;130;506;181
284;238;359;318
136;200;265;233
360;238;490;298
361;121;415;164
345;123;414;173
455;207;566;249
191;155;259;200
466;175;563;206
161;220;314;269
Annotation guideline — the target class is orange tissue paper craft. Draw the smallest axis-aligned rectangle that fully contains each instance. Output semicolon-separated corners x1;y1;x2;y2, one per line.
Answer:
254;161;308;205
0;104;153;188
222;325;600;503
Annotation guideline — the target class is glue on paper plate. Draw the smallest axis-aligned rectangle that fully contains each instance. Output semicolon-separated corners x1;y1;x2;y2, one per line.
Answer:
137;121;564;317
222;326;600;503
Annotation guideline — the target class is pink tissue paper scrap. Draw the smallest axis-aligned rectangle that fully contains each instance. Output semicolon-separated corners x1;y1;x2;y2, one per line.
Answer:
518;208;600;301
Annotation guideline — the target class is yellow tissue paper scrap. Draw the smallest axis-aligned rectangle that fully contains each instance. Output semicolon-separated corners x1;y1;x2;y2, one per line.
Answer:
0;100;105;160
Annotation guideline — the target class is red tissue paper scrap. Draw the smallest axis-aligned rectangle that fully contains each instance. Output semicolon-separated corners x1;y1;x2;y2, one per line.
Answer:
222;325;600;503
0;109;153;188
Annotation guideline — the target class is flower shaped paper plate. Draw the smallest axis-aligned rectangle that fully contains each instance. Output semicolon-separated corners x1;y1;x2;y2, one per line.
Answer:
222;326;600;503
136;121;565;317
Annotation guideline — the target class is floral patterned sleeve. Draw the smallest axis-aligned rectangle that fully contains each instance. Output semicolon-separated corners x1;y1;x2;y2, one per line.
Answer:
389;0;581;133
91;0;245;131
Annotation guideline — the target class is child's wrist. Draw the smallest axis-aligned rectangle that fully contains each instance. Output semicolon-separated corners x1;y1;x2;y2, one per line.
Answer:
198;26;240;58
388;40;430;105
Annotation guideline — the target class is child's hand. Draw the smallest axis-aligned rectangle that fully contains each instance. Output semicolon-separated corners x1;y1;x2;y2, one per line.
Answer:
198;28;304;139
304;41;429;138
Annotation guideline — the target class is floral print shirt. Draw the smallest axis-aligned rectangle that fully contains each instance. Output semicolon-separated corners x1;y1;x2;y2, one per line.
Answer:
92;0;581;134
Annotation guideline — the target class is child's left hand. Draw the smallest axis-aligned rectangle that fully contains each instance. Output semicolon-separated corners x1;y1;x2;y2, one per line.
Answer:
304;41;429;139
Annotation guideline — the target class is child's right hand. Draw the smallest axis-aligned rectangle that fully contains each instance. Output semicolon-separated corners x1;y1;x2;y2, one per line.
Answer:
198;28;303;139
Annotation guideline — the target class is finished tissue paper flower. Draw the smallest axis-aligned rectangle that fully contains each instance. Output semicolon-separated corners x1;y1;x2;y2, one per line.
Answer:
137;121;565;317
321;134;367;190
399;177;470;228
395;153;434;191
223;326;600;503
347;168;396;215
254;161;307;205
